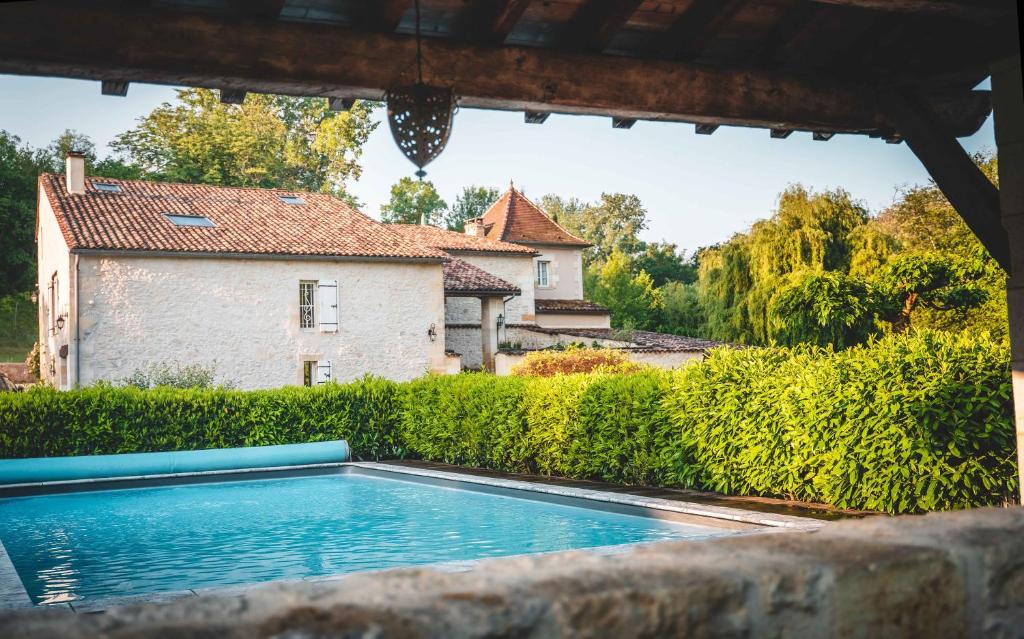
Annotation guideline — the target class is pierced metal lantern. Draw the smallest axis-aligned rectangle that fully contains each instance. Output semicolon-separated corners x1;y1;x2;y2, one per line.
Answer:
386;83;456;178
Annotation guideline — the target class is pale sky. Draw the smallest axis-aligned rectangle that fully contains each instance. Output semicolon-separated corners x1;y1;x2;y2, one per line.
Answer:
0;74;996;254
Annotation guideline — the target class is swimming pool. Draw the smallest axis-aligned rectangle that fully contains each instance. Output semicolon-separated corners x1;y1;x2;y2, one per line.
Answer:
0;466;740;606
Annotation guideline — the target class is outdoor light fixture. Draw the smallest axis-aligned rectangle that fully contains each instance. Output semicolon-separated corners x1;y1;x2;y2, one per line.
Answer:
427;323;437;342
496;313;504;330
30;288;37;304
55;315;65;331
385;0;456;179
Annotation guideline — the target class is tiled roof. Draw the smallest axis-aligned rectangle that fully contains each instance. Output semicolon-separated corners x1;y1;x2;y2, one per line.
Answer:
387;223;537;254
40;174;447;260
509;325;726;353
477;186;590;247
443;258;520;294
535;299;609;314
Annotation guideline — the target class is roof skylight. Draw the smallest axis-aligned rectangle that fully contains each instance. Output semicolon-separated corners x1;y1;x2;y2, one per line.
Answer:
93;183;122;193
164;213;215;228
279;195;306;205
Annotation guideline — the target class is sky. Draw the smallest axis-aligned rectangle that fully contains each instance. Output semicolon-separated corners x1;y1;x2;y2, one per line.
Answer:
0;74;996;254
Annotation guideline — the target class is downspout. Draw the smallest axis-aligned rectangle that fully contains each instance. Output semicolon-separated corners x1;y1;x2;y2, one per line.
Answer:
72;253;80;388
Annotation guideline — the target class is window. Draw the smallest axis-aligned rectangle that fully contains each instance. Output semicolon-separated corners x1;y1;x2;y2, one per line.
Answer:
536;260;550;287
303;361;316;387
299;281;316;328
164;213;215;227
93;182;122;193
279;195;305;205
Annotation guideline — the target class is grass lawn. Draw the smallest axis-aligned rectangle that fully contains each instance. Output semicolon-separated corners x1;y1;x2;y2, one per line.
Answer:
0;292;36;363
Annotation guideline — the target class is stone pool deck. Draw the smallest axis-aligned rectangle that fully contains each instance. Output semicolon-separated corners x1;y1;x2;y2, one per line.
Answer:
2;507;1021;638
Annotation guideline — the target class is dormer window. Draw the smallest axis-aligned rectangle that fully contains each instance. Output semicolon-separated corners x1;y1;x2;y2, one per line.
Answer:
93;183;122;193
164;213;215;228
279;195;305;205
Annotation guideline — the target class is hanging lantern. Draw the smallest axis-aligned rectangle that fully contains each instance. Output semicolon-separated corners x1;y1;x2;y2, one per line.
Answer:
386;83;455;179
386;0;456;179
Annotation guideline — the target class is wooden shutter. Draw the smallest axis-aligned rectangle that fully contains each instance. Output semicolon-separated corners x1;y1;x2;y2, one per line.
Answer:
319;280;338;332
316;360;333;384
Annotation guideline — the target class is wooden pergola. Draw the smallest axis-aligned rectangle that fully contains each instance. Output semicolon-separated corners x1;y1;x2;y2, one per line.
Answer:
1;0;1022;486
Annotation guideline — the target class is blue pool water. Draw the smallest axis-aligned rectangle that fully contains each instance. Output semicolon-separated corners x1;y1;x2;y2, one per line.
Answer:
0;473;728;605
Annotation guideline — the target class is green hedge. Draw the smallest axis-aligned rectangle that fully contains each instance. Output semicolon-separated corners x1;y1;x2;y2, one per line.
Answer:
0;331;1016;513
0;377;404;460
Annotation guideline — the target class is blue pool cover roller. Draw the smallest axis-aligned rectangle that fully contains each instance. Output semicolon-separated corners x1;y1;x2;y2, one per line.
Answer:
0;440;351;485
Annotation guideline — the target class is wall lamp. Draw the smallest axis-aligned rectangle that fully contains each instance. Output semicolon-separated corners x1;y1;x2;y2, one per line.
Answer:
55;315;65;331
427;323;437;342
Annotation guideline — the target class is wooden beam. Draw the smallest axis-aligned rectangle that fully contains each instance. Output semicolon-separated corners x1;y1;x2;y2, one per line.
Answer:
459;0;532;45
225;0;284;20
770;128;793;138
524;111;549;124
747;2;822;69
560;0;643;53
220;89;247;104
100;80;128;96
695;123;719;135
812;131;835;141
328;97;355;112
612;117;636;129
361;0;409;33
885;91;1009;270
661;0;747;61
0;3;992;137
809;1;1011;21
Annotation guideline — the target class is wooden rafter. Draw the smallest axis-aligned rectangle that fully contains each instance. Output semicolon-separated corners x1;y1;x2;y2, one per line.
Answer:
660;0;747;61
560;0;644;53
885;91;1009;270
361;0;409;33
746;2;823;68
0;3;993;137
458;0;532;45
809;0;1012;21
225;0;284;19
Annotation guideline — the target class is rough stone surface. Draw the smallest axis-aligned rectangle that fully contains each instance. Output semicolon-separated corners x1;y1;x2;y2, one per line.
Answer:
3;507;1022;638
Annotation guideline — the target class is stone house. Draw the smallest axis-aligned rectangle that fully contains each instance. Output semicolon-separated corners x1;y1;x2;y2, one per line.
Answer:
36;155;718;390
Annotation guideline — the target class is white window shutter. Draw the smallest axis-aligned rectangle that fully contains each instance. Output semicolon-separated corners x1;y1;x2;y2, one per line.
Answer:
319;280;338;332
316;360;333;384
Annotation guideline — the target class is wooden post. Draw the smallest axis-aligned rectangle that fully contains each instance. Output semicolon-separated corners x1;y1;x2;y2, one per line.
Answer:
991;53;1024;499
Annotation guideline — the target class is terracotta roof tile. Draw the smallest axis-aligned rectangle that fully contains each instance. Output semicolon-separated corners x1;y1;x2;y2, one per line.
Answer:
387;223;537;254
535;299;609;314
443;258;520;294
40;174;446;260
508;325;726;353
477;186;590;247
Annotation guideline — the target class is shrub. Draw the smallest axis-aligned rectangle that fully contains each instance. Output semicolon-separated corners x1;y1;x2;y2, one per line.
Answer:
0;377;404;461
0;331;1015;513
25;341;40;380
121;361;233;389
510;347;646;377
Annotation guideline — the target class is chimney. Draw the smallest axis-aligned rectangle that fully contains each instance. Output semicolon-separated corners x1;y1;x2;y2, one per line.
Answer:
65;151;86;195
464;217;485;237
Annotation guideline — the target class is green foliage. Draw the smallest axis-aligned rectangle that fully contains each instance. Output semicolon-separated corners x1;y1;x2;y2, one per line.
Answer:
442;185;499;231
121;361;233;390
656;282;705;337
666;331;1016;512
0;132;42;295
540;193;648;264
0;293;36;362
634;242;697;287
111;89;376;200
380;176;447;225
0;333;1014;512
588;250;663;331
0;377;405;460
769;270;878;348
873;252;989;333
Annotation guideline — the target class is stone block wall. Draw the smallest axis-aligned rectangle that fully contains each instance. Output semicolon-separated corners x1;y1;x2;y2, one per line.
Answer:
4;507;1023;638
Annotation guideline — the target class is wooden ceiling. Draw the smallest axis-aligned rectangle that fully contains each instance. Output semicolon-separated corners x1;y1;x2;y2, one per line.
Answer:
0;0;1017;139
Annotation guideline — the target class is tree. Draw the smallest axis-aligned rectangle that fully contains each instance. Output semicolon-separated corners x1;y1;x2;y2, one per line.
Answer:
541;192;648;264
35;129;140;179
657;281;705;337
0;131;40;295
443;185;499;231
873;252;989;333
111;89;375;200
768;271;878;348
633;241;696;287
380;177;447;225
589;250;663;331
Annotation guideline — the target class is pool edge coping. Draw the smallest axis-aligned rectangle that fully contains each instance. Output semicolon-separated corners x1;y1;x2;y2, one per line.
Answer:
0;461;823;612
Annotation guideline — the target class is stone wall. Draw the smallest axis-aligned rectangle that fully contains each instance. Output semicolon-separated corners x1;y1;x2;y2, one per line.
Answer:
4;507;1022;638
74;254;448;389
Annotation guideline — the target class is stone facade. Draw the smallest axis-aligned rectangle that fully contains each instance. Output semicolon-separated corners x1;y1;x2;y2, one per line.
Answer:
68;254;447;389
532;246;584;301
4;507;1022;638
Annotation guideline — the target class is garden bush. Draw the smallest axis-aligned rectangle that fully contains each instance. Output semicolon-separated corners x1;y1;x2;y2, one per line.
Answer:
0;331;1015;513
509;346;646;377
